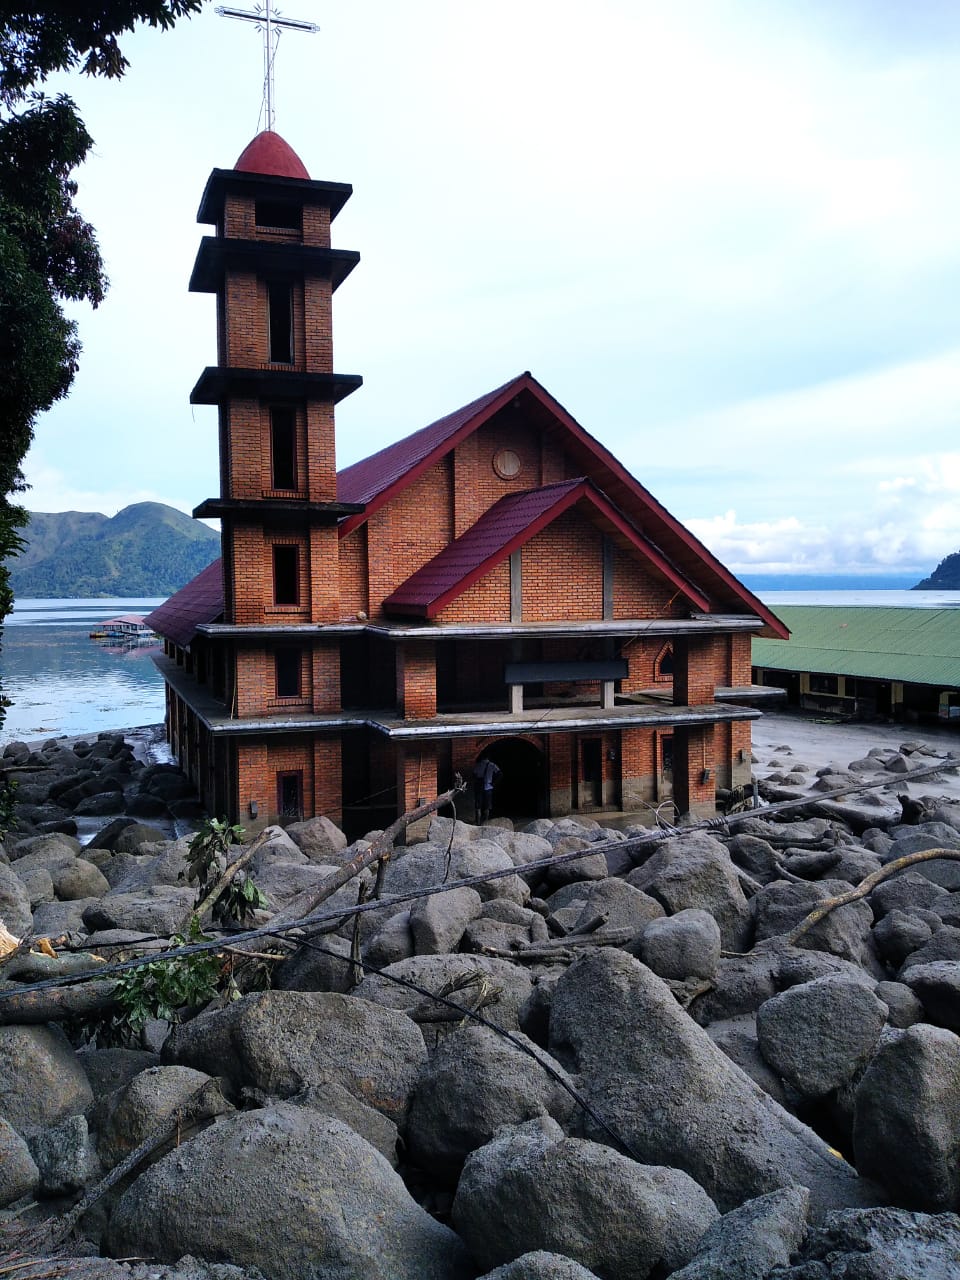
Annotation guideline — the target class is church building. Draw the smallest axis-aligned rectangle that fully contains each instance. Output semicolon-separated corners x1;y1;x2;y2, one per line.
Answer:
147;130;788;836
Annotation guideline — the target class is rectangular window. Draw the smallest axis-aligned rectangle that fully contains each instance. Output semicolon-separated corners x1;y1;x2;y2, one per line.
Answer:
273;544;299;605
256;200;301;231
277;770;303;821
809;673;839;695
270;407;297;489
275;646;302;698
268;282;293;363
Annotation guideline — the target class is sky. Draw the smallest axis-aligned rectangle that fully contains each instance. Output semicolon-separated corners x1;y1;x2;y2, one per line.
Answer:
18;0;960;579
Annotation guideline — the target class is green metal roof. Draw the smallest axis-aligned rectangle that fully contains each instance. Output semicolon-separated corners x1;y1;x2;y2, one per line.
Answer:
751;606;960;688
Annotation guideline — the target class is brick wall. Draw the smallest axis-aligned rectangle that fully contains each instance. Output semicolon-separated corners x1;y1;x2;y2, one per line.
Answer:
338;527;369;618
396;642;437;719
365;461;453;618
612;547;687;619
437;559;511;625
522;510;602;621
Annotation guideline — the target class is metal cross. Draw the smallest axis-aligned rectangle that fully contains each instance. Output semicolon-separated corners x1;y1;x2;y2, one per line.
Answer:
216;1;318;132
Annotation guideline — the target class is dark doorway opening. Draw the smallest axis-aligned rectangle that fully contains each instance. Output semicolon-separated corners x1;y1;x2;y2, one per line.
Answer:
579;737;603;809
276;770;303;821
476;738;545;822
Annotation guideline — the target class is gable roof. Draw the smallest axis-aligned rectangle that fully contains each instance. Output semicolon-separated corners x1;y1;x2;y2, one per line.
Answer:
383;478;711;618
339;371;787;637
752;605;960;687
145;559;223;648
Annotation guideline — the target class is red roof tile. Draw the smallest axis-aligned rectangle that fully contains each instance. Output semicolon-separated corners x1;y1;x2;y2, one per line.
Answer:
337;373;529;511
383;479;710;618
145;559;223;648
234;131;310;180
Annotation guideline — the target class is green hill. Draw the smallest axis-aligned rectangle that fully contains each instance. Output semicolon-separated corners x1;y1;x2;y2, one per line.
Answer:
913;551;960;591
6;502;221;597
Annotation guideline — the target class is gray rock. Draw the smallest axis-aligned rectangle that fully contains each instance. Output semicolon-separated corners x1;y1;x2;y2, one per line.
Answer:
872;909;935;967
476;1254;601;1280
407;1024;576;1178
541;845;609;890
901;961;960;1033
107;1104;472;1280
563;878;664;939
870;870;957;921
705;1015;790;1105
756;976;887;1098
384;840;529;906
362;910;415;969
26;1113;100;1194
548;949;877;1216
669;1185;810;1279
52;857;110;900
627;832;751;950
31;896;96;935
874;979;924;1029
726;834;784;884
0;1115;39;1206
775;1206;960;1279
0;1024;93;1132
898;924;960;976
92;1066;232;1170
355;954;534;1033
6;831;81;865
273;932;354;993
753;878;874;964
291;1079;399;1165
452;1118;718;1280
75;790;125;816
284;815;349;863
0;861;32;934
163;990;426;1125
638;908;721;981
82;885;196;934
853;1023;960;1211
410;886;483;955
252;860;343;913
78;1048;161;1099
247;825;308;873
17;863;55;906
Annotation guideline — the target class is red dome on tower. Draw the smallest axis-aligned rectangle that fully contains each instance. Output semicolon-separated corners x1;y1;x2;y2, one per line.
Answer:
234;130;310;180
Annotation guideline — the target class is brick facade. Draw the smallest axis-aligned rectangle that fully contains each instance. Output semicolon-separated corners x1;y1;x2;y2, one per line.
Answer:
152;133;774;837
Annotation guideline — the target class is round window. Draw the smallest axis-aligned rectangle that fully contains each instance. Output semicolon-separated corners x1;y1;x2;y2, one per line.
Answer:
493;448;522;480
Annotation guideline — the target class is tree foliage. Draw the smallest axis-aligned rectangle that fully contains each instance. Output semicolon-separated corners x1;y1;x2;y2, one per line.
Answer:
0;2;204;729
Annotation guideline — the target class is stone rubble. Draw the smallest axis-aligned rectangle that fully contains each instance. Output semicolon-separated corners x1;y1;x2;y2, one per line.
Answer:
4;730;960;1277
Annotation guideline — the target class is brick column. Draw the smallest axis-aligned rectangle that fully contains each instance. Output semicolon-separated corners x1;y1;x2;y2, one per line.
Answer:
397;745;437;815
673;636;718;707
396;642;437;719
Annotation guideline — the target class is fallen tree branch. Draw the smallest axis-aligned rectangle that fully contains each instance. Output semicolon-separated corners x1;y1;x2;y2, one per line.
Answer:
187;827;273;930
0;979;119;1026
782;846;960;947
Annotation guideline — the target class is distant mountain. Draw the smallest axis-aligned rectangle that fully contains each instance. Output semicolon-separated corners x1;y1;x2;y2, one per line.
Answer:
6;503;220;598
913;552;960;591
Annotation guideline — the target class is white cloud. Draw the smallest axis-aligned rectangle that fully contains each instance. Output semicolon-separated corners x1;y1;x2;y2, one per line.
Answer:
20;463;196;520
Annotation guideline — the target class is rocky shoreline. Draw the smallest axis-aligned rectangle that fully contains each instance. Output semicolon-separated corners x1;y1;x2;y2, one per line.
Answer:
4;729;960;1277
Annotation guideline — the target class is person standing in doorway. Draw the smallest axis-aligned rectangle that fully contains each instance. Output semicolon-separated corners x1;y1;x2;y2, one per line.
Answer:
473;756;501;823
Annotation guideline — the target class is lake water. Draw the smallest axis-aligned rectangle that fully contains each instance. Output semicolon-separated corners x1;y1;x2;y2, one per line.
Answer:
0;598;166;744
3;589;960;747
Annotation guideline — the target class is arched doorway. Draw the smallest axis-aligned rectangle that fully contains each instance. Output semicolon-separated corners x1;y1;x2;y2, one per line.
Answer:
476;737;546;823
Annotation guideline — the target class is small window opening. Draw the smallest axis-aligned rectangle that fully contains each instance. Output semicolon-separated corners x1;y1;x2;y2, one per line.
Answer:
658;646;674;677
275;646;302;698
268;282;293;363
270;407;297;489
256;200;301;231
662;734;674;773
273;544;300;605
277;770;303;821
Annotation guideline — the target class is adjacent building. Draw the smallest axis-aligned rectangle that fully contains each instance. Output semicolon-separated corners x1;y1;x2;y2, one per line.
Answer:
147;131;788;835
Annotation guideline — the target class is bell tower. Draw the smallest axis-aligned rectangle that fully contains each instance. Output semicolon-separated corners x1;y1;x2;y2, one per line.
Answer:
189;130;362;627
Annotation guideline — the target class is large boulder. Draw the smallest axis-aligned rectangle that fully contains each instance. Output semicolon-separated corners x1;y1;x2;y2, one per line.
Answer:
92;1066;233;1169
901;960;960;1032
0;1116;39;1206
0;1024;94;1132
476;1255;601;1280
668;1186;810;1280
548;949;878;1216
406;1024;576;1178
383;840;529;906
0;861;32;935
355;954;535;1033
774;1206;960;1279
163;991;426;1125
638;908;721;981
82;885;196;935
107;1104;472;1280
753;878;874;964
410;886;483;955
853;1023;960;1211
627;832;751;950
756;976;888;1098
284;816;348;864
452;1118;717;1280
